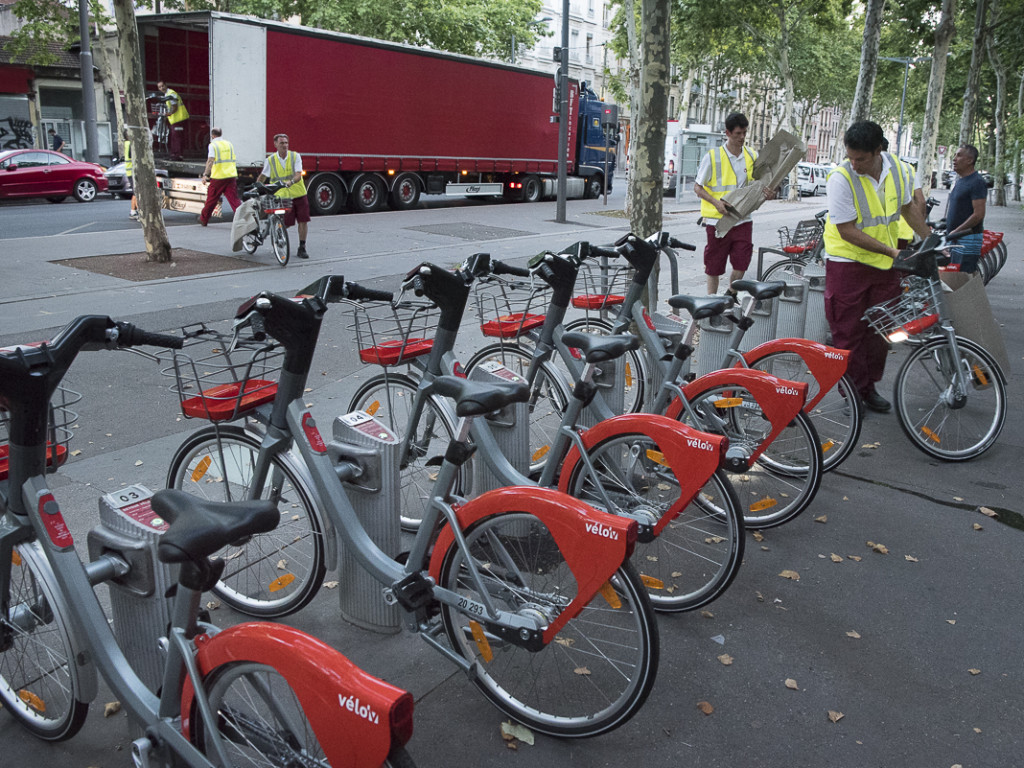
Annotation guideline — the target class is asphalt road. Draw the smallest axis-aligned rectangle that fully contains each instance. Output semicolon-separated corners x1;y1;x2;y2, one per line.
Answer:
0;187;1021;768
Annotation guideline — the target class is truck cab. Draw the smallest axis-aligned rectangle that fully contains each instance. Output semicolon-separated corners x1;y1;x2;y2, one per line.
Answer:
576;84;618;198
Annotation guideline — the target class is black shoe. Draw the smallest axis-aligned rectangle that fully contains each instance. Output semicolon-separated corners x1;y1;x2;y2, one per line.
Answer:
296;247;309;259
861;389;891;413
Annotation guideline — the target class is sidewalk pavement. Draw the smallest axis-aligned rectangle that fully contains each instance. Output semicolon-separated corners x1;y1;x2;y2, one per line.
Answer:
2;189;1023;768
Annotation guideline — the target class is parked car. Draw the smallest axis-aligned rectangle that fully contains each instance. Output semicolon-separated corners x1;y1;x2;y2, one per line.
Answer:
980;171;994;188
796;162;827;196
941;169;956;188
0;148;108;202
105;161;168;199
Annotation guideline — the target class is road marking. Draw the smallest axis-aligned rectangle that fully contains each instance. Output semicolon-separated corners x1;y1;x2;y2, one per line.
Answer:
56;222;98;236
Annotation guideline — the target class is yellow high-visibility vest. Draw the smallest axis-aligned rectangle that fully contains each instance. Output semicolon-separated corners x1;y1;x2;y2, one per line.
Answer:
823;153;910;269
267;151;307;198
124;140;132;175
210;139;237;179
165;88;189;125
699;145;755;220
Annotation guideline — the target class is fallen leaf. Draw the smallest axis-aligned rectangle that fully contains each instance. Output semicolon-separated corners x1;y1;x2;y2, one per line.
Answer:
779;569;800;581
968;668;981;676
646;555;659;562
785;678;799;690
134;460;143;467
71;449;82;457
866;541;889;554
848;555;863;562
104;701;121;717
815;514;828;523
205;600;220;611
828;710;845;723
756;591;765;602
846;630;861;639
718;654;733;666
505;742;518;751
954;496;964;502
946;619;956;625
700;610;714;619
861;443;876;449
973;728;982;734
842;496;849;501
905;555;919;562
705;535;726;544
697;701;714;715
322;580;339;589
830;553;843;563
500;721;534;745
973;523;983;531
978;506;997;518
752;531;765;542
574;666;591;676
554;637;575;647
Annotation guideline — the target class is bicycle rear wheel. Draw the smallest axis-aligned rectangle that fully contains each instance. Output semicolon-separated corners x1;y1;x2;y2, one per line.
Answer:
894;336;1006;461
439;512;658;737
0;542;88;741
241;230;259;255
166;425;327;617
677;384;823;529
349;373;464;532
748;351;862;472
463;344;572;475
760;257;808;280
563;432;744;612
269;215;289;266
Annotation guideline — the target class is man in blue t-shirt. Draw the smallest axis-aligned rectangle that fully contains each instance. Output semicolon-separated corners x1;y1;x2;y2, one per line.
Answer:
945;144;987;273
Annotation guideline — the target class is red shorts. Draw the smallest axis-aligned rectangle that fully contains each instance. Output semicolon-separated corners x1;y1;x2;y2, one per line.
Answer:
283;193;311;227
703;221;753;276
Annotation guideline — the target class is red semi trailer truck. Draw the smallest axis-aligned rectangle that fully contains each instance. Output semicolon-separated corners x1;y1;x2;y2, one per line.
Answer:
139;11;619;215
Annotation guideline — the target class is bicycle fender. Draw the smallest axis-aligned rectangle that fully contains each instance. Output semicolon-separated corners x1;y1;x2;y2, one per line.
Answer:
740;339;850;411
428;486;637;645
557;413;727;537
180;623;412;768
665;369;808;465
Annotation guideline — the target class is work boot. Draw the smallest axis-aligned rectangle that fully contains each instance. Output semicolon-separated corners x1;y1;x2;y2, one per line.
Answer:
861;388;891;413
296;246;309;259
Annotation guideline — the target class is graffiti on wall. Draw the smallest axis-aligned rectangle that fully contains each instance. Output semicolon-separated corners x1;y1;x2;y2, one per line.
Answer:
0;117;34;149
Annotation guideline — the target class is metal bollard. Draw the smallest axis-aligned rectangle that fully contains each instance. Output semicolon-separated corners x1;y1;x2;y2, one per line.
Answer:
802;264;831;344
330;411;401;633
87;485;175;696
469;361;530;493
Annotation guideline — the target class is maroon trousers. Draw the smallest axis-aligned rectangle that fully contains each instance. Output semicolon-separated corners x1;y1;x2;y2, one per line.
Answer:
200;177;243;224
823;259;901;397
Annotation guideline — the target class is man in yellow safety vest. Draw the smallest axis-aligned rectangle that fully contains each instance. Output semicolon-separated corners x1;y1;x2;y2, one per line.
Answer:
124;129;138;221
157;81;189;159
257;133;310;259
693;113;776;296
822;120;930;413
198;127;243;226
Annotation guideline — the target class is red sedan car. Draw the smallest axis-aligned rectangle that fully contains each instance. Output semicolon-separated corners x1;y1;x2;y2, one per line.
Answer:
0;148;109;203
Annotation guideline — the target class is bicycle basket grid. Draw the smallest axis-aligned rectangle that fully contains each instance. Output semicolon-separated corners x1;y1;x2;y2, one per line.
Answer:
258;193;293;214
864;280;941;340
571;261;635;313
0;383;80;479
473;275;550;339
347;299;438;366
777;218;824;254
166;328;283;421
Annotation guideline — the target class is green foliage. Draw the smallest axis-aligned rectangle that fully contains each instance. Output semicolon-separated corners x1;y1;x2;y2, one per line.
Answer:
6;0;110;67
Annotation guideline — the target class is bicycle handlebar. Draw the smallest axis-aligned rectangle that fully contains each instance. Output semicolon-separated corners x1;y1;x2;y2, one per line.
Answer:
114;322;184;350
668;237;696;251
491;259;531;278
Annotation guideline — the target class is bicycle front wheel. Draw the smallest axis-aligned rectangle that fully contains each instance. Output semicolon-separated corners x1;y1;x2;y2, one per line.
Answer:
678;384;823;529
564;432;744;612
166;425;327;617
464;343;572;475
748;351;862;472
0;542;88;741
760;258;808;280
439;512;659;737
269;215;290;266
562;318;648;414
894;336;1006;461
241;230;259;255
349;373;463;532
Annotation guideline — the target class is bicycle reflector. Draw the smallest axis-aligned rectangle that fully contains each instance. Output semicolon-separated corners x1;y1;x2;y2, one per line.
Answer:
390;691;415;748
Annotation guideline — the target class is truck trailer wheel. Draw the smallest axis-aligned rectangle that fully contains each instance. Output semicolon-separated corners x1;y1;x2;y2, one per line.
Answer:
350;174;386;213
584;174;604;199
522;175;542;203
388;174;421;210
307;174;345;216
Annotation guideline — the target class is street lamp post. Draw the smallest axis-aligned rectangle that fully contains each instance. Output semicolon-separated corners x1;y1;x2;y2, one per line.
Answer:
556;0;569;223
879;55;931;157
511;16;552;64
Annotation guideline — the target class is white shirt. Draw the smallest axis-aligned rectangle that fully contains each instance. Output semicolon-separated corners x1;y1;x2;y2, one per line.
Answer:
824;154;917;261
695;144;757;225
261;151;304;178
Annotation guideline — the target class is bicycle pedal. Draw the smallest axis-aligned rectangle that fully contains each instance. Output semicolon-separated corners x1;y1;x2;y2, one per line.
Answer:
387;571;434;611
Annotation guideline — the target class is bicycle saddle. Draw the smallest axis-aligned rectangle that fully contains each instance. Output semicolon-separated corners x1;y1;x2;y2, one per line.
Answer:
151;489;280;564
730;279;786;300
430;375;529;417
561;332;640;363
666;294;732;320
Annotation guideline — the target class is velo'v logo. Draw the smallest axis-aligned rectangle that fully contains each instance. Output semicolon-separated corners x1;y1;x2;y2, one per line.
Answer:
338;694;380;725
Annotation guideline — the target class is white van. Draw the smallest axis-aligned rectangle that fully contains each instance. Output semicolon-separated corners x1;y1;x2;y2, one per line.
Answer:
796;162;827;196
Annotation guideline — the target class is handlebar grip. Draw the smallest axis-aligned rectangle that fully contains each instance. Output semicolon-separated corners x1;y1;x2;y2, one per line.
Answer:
116;322;183;350
492;260;531;278
589;245;621;260
346;282;394;303
411;276;426;297
668;237;696;251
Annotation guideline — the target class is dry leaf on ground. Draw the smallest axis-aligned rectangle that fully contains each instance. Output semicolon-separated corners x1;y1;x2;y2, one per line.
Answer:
784;678;799;690
830;553;843;563
701;610;714;619
828;710;844;723
500;721;534;745
973;523;983;531
968;668;981;675
846;630;861;639
815;514;828;523
978;506;997;518
866;541;889;554
718;654;734;666
905;555;919;562
104;701;121;717
697;701;714;715
779;570;800;581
